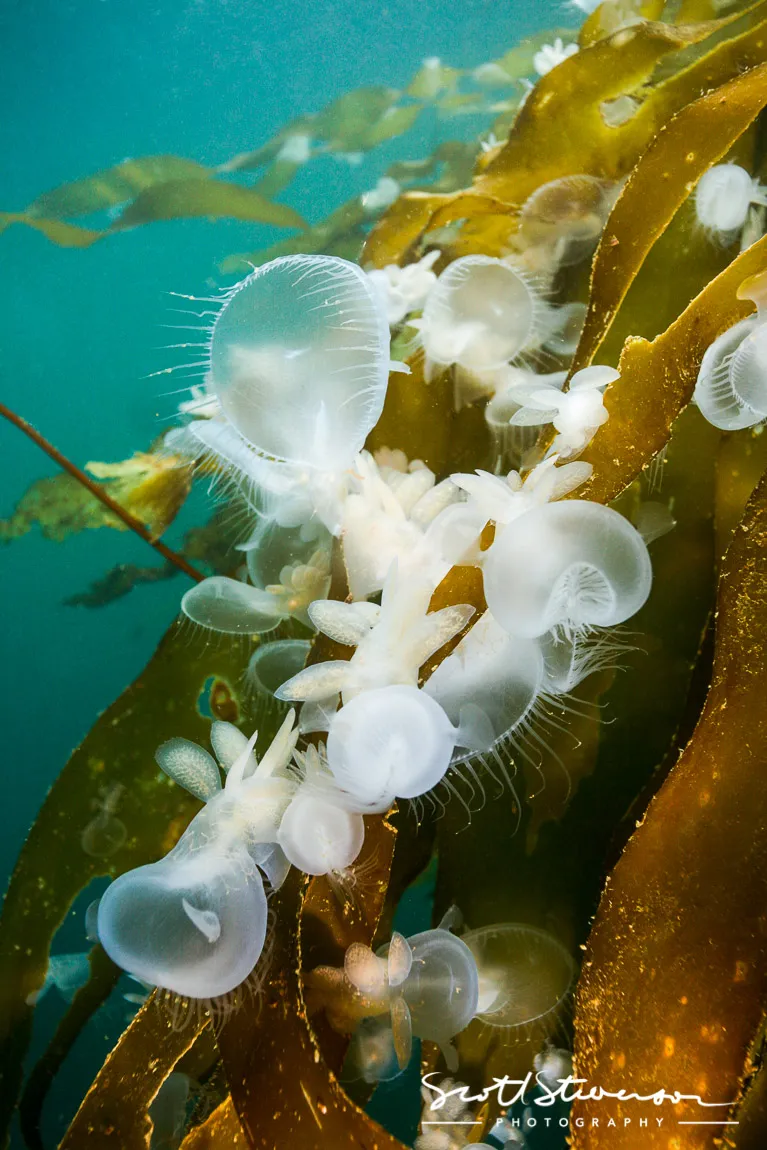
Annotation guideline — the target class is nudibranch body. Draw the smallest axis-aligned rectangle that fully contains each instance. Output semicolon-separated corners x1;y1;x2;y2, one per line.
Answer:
326;685;460;810
508;364;618;457
97;715;299;999
694;271;767;430
464;922;575;1037
340;449;461;599
482;499;652;640
181;534;330;636
517;175;617;270
208;254;391;472
414;255;546;379
171;253;412;638
277;744;365;877
695;162;767;243
276;561;474;711
366;250;440;326
336;919;480;1070
533;39;578;76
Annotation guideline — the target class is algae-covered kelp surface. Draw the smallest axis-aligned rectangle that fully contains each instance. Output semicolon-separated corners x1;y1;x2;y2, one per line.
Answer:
5;1;767;1148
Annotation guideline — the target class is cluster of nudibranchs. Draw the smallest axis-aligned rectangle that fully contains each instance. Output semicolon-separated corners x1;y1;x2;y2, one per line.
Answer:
95;247;655;1053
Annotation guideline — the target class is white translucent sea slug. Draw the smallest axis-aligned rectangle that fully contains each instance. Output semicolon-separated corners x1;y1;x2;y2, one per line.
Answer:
96;715;298;999
693;271;767;430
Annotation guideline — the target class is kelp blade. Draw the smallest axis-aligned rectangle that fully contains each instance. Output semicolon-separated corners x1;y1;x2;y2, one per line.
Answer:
571;471;767;1144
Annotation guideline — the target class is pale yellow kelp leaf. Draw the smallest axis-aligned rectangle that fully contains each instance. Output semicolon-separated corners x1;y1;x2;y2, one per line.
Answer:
3;178;306;248
571;470;767;1146
24;155;210;219
113;178;307;231
179;1097;247;1149
220;195;369;274
365;103;423;145
457;21;712;204
573;234;767;506
59;1000;209;1150
0;213;103;248
363;190;454;269
407;58;462;100
579;0;667;45
0;450;193;544
408;4;767;251
572;61;767;372
310;86;402;151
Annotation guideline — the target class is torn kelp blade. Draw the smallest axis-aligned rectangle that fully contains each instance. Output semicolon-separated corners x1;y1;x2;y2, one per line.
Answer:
210;254;391;471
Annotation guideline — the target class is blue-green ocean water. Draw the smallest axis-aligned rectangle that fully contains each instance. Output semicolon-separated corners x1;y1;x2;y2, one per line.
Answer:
1;1;569;1144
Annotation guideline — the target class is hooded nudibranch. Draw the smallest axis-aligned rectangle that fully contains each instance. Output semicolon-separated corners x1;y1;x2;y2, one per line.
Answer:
416;255;545;377
463;922;575;1037
693;271;767;430
423;611;545;755
517;175;617;268
482;500;652;639
277;745;365;878
695;163;767;242
343;918;480;1070
325;685;459;811
208;254;391;472
96;715;298;1000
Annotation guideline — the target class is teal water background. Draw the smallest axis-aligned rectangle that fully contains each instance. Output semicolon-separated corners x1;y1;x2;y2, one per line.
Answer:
1;1;568;1143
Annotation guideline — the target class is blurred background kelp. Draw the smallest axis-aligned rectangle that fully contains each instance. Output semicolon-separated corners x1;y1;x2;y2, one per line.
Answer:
4;0;767;1148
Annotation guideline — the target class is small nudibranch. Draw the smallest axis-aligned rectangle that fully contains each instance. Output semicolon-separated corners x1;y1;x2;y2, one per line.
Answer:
366;250;440;326
517;176;617;269
277;745;365;879
172;252;404;538
180;544;330;636
463;922;575;1039
325;685;460;811
209;254;392;472
340;449;461;600
313;917;479;1071
276;560;474;712
481;500;652;640
246;639;312;700
96;715;298;1000
508;364;618;457
695;163;767;243
413;255;546;379
693;269;767;430
533;38;578;77
423;610;545;755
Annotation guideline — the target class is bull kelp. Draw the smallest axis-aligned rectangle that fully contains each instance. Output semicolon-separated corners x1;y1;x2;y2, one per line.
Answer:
4;1;767;1148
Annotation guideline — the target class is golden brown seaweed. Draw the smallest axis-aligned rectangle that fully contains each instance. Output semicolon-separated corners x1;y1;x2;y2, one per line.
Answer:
571;471;767;1146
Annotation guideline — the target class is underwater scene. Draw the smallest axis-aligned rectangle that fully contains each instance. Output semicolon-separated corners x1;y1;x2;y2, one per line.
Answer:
5;0;767;1146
